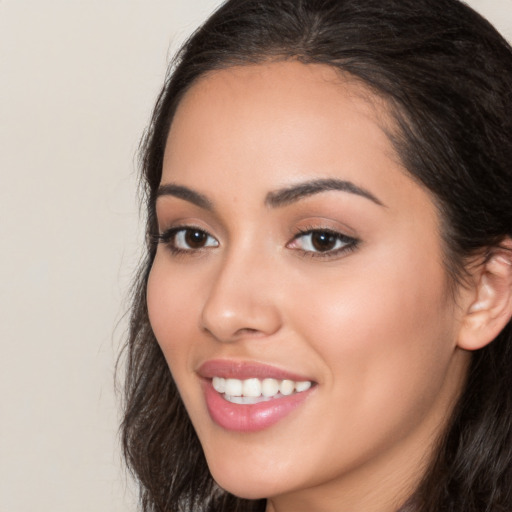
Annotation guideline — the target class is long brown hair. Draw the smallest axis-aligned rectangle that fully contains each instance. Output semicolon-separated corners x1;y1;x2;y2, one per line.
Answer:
121;1;512;510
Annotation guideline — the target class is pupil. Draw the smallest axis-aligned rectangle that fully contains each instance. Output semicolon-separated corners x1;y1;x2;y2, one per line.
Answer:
185;230;206;248
312;232;336;251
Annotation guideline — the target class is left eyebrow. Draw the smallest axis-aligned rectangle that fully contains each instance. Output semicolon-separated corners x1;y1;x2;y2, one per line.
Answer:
265;178;385;208
156;183;213;211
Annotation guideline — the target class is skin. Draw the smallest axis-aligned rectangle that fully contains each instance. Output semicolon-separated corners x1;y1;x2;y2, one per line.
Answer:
147;61;473;512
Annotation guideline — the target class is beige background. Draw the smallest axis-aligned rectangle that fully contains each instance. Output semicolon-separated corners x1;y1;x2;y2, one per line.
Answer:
1;1;511;511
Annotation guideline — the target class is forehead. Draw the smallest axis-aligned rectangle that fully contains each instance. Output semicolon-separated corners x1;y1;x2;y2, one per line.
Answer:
167;61;395;152
162;61;414;206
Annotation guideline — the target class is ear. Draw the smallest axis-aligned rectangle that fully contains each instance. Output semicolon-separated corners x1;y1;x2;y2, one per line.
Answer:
457;240;512;351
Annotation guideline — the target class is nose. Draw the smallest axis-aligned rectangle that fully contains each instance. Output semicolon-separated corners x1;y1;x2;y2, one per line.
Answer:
200;249;282;342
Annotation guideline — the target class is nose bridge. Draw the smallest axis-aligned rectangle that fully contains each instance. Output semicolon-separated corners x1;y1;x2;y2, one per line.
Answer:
200;240;281;342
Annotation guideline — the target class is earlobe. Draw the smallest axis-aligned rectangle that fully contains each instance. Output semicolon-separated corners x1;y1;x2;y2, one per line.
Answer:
457;243;512;351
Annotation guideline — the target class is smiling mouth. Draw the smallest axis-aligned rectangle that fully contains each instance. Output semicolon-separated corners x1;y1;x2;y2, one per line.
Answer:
212;376;313;404
198;360;316;431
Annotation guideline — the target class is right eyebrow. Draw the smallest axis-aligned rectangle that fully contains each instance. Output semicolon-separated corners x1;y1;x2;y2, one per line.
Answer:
265;178;385;208
156;183;213;211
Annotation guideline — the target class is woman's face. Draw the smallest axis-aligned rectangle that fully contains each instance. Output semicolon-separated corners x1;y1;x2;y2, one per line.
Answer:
147;62;471;511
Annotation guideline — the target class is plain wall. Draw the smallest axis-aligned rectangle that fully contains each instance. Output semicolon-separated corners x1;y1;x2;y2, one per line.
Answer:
1;1;511;511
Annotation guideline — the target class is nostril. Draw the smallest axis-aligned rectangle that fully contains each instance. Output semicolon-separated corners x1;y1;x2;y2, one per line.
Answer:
234;327;266;337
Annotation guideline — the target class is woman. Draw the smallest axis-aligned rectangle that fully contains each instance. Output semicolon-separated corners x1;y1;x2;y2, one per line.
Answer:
121;0;512;510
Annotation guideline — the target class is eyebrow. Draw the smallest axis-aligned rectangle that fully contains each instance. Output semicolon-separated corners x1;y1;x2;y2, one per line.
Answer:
156;183;213;211
156;177;384;211
265;178;384;208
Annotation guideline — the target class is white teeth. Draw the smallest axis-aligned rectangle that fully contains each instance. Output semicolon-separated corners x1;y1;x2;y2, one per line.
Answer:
242;378;262;397
224;378;243;397
279;379;295;396
212;377;226;393
295;381;312;392
225;395;272;404
261;378;280;397
212;376;313;400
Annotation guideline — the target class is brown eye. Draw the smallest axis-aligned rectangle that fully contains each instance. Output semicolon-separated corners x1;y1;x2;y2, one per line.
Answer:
184;229;208;249
157;227;219;252
311;231;338;252
288;229;357;257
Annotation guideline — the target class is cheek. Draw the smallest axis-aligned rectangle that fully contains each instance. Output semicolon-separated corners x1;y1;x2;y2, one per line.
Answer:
288;247;456;423
146;257;198;373
147;257;210;421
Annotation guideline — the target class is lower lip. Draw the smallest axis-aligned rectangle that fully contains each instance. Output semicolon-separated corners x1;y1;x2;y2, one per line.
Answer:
202;380;314;432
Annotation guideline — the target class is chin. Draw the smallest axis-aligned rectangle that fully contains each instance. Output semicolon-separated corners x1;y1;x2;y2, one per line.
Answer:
205;456;288;500
212;473;270;500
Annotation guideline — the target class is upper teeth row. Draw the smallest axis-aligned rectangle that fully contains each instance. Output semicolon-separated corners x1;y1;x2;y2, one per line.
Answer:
212;377;312;398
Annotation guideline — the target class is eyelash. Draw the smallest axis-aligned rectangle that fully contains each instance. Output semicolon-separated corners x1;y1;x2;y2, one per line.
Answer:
155;226;219;256
288;227;359;259
155;226;359;259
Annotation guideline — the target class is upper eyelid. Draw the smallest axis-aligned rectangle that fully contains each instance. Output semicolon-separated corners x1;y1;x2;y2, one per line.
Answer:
290;228;357;244
156;220;217;237
154;209;223;236
154;193;361;240
293;227;348;235
291;224;356;240
158;225;217;241
158;224;210;234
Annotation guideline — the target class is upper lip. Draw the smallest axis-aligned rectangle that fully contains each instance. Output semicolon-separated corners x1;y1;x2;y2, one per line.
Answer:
197;359;314;382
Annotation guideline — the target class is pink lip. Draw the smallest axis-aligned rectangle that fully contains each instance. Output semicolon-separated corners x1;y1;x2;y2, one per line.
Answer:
198;359;312;381
198;360;315;432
